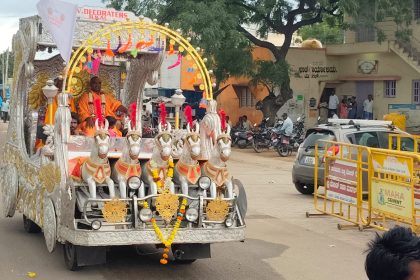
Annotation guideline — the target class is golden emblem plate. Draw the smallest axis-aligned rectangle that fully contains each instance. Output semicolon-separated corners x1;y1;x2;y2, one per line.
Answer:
102;199;127;223
206;198;229;221
155;191;180;223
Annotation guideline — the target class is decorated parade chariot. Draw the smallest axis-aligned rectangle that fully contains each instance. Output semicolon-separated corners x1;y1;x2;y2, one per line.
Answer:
0;6;246;270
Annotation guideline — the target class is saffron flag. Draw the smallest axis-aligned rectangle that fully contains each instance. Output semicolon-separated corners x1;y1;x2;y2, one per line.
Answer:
36;0;77;63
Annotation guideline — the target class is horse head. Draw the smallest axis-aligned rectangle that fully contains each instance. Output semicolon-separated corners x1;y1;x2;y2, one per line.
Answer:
156;122;173;161
94;118;110;159
184;122;201;160
216;124;231;162
126;120;142;160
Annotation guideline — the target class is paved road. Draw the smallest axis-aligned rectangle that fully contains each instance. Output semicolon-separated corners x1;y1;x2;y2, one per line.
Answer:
0;122;374;280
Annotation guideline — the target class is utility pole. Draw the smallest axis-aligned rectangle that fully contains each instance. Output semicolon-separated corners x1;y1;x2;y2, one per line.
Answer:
5;48;9;99
1;51;4;99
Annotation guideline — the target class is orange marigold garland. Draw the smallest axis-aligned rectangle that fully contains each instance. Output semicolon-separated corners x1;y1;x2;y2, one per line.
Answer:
143;198;188;264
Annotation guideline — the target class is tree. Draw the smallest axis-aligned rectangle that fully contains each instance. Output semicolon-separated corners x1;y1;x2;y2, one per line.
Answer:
104;0;413;123
298;20;344;45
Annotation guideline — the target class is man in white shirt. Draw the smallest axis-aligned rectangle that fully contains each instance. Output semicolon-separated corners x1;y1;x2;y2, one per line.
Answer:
328;91;339;118
279;113;294;137
363;95;374;120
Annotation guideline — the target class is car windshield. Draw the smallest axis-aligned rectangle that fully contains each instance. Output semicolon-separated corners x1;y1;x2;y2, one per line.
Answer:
303;130;336;150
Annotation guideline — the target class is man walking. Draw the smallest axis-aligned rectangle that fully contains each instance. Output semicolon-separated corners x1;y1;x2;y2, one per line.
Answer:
1;99;9;123
328;90;339;118
363;95;374;120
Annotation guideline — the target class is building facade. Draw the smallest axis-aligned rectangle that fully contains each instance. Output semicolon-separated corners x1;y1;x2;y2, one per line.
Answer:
192;4;420;132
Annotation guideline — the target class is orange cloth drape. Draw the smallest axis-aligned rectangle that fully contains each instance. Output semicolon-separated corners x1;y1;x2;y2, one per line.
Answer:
78;91;122;123
44;95;76;124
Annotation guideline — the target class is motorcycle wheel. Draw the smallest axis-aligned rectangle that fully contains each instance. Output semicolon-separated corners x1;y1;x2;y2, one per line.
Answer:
252;140;264;153
237;140;248;149
276;145;289;157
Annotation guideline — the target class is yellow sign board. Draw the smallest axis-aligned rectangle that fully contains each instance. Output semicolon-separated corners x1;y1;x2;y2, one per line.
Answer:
371;180;412;220
371;152;412;177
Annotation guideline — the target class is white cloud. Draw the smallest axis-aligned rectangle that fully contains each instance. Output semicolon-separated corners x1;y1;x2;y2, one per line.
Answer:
0;0;106;52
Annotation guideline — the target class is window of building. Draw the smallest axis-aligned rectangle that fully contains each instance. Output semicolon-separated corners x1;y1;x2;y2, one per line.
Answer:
356;26;375;42
233;85;256;107
384;80;396;97
415;0;420;19
413;80;420;104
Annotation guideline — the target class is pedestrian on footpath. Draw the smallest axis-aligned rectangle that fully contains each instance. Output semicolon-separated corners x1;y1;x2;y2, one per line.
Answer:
365;226;420;280
339;97;348;119
363;95;374;120
1;99;9;123
348;96;358;119
328;90;339;118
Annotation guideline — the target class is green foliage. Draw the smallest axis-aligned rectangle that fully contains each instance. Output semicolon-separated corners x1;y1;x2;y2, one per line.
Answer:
298;21;344;45
250;59;289;93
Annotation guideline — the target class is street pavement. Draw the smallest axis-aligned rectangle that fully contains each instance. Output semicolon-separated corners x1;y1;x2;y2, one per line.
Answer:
0;122;375;280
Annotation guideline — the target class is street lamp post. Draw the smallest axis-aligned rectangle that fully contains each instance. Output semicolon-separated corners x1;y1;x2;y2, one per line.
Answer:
42;80;58;125
171;89;186;129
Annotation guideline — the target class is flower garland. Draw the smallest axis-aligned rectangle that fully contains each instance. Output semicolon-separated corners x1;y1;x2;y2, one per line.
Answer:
143;198;187;264
150;157;174;192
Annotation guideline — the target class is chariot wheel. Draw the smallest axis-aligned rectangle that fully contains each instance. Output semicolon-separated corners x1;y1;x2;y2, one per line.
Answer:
63;242;81;271
232;178;247;219
0;165;18;217
23;215;41;233
43;197;57;253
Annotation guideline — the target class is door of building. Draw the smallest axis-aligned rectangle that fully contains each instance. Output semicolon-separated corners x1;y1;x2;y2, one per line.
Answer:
356;81;373;118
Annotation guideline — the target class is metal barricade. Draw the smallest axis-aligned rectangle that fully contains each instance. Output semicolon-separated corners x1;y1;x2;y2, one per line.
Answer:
368;148;420;232
308;141;371;230
388;133;420;152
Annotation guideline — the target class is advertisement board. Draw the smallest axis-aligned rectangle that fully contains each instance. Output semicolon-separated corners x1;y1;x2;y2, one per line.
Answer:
371;180;412;220
326;160;357;204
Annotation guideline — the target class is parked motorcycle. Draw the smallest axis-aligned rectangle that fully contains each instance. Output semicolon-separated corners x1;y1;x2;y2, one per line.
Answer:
235;130;254;149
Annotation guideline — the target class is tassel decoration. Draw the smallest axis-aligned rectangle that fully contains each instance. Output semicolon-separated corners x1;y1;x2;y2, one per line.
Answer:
94;97;103;126
159;102;167;126
129;102;137;129
184;105;193;128
219;109;226;132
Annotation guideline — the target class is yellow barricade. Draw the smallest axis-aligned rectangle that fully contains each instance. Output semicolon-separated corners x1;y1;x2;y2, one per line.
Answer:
368;148;420;232
388;133;420;152
309;141;371;230
309;139;420;233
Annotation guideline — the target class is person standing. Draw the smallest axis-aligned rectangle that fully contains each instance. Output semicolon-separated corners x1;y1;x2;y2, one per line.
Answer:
328;90;339;118
339;98;348;119
318;91;329;124
347;96;358;119
363;95;374;120
1;99;9;123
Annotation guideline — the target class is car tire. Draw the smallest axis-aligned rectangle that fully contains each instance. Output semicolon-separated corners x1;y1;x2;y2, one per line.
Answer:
63;242;81;271
294;183;314;195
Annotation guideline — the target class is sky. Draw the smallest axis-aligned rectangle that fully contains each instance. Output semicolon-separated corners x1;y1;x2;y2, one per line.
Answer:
0;0;106;52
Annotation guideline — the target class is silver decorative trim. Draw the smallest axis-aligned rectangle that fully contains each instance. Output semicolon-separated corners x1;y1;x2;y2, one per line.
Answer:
59;226;245;246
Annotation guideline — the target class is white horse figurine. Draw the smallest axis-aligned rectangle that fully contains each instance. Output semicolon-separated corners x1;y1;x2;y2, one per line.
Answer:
174;123;201;195
142;122;175;195
112;121;142;198
200;100;221;161
81;119;115;201
202;124;233;199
